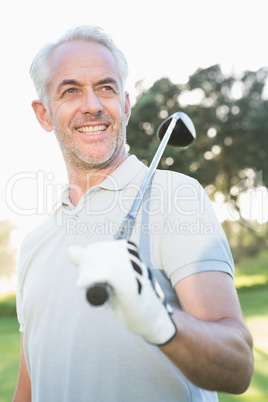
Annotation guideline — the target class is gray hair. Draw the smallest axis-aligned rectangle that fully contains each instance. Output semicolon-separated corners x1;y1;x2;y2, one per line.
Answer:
30;25;129;109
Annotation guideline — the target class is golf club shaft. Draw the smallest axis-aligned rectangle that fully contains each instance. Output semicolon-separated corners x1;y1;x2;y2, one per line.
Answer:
123;115;178;223
86;115;179;306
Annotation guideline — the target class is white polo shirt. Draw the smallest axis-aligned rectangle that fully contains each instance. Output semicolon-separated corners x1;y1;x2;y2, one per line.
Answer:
17;155;233;401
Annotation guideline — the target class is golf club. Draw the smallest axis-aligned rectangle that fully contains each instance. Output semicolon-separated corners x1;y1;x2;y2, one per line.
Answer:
86;112;196;306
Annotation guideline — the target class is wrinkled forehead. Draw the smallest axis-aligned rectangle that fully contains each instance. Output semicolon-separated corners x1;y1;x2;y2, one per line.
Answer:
48;40;121;87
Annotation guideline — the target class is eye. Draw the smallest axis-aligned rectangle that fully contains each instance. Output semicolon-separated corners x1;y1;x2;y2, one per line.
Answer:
101;85;116;93
97;85;119;98
65;88;77;94
61;88;78;97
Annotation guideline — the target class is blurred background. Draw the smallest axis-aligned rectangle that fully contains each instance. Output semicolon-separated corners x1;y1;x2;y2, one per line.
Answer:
1;0;267;400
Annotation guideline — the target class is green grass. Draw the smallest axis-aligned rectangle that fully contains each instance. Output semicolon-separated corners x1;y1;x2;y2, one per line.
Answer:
218;251;268;402
0;252;267;402
218;287;268;402
0;293;17;317
0;313;20;402
234;250;268;290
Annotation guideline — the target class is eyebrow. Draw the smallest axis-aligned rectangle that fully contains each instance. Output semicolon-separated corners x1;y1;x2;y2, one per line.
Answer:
97;77;120;90
57;77;120;92
57;79;81;92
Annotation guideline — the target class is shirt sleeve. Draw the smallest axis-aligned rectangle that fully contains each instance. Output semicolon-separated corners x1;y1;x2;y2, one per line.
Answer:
159;175;234;286
15;232;34;333
16;253;25;332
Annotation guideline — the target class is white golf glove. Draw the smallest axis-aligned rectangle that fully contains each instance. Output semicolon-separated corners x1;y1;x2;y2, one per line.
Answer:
68;239;176;345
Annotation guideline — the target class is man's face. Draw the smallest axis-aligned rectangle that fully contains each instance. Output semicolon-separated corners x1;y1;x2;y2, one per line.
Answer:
43;40;131;171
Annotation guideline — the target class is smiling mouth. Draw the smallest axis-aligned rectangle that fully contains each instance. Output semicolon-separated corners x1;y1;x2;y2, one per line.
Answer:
77;125;108;135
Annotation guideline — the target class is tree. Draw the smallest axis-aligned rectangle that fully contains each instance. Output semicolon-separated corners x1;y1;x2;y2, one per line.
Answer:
0;220;17;279
126;66;268;263
127;65;268;192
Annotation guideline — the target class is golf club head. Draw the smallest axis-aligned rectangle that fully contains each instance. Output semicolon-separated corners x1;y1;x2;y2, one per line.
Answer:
157;112;196;147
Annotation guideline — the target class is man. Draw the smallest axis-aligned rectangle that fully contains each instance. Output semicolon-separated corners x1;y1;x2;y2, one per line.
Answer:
13;26;254;401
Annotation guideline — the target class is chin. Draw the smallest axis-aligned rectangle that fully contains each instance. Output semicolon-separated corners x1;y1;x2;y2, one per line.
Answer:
80;152;117;169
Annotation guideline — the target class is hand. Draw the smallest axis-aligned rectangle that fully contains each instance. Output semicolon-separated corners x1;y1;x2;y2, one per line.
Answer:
68;239;176;345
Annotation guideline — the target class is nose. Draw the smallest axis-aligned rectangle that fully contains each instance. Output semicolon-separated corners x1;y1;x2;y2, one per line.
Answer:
80;88;104;115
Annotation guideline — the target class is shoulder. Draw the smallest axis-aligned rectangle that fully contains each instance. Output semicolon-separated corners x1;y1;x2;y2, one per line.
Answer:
152;170;205;205
19;214;56;260
154;169;201;188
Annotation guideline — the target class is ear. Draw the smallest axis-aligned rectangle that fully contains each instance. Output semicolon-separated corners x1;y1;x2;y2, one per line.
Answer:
67;245;84;266
124;92;131;125
32;100;53;132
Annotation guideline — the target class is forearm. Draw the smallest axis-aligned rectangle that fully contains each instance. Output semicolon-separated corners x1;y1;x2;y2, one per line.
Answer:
13;388;31;402
13;335;31;402
159;308;254;394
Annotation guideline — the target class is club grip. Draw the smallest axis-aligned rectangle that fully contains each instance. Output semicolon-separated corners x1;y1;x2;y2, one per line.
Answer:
86;283;112;306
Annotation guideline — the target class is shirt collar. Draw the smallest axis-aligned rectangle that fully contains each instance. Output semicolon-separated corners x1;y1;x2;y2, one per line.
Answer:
54;155;146;211
98;155;146;191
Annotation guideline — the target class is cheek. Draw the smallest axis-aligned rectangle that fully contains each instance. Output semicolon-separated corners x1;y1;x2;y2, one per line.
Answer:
50;98;77;123
104;96;124;115
53;108;72;128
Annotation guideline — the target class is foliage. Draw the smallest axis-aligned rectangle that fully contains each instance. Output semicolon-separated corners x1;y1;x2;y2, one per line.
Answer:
127;66;268;196
222;221;268;265
126;66;268;262
0;221;17;279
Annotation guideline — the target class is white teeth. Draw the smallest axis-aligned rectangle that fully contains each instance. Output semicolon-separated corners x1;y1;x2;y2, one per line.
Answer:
77;125;107;134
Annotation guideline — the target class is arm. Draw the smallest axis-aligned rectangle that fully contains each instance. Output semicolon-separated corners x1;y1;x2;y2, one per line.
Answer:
159;271;254;394
13;334;31;402
69;239;254;394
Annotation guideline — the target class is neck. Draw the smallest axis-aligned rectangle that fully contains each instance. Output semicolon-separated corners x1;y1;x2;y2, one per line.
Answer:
66;151;128;206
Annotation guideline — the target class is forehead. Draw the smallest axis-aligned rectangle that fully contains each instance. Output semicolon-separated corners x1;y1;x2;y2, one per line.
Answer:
48;40;120;87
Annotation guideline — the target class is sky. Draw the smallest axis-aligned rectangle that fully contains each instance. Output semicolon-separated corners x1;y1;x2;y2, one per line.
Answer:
1;0;268;255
